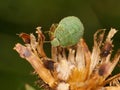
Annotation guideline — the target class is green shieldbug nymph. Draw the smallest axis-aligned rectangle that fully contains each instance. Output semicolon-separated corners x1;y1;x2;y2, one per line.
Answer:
51;16;84;47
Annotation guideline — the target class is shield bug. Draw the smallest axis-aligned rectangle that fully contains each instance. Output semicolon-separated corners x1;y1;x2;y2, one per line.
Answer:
50;16;84;47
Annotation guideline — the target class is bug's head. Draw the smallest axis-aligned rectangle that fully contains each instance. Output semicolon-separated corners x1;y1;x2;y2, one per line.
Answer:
49;24;58;39
51;38;60;47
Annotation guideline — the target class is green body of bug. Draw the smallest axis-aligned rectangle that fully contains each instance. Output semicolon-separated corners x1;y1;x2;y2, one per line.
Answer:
51;16;84;47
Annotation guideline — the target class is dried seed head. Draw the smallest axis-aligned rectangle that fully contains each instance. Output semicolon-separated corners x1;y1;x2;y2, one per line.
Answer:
14;24;120;90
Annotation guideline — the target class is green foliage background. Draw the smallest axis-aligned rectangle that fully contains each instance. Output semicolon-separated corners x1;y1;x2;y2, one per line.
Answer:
0;0;120;90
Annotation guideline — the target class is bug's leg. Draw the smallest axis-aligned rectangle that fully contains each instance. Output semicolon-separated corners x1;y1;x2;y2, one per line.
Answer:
51;46;58;62
57;47;67;61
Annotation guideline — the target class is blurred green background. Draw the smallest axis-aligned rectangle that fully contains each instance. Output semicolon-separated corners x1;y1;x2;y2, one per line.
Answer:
0;0;120;90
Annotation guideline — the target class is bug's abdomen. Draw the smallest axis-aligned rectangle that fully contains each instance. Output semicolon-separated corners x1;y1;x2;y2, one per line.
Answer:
54;16;84;47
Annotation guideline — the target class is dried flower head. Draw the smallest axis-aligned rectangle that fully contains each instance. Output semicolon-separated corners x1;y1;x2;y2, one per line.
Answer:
14;27;120;90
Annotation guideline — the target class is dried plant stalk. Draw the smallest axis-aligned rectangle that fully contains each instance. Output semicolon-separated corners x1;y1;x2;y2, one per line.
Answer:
14;28;120;90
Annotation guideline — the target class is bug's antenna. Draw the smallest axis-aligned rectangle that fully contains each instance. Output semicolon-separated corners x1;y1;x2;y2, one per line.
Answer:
44;41;51;43
44;31;50;34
